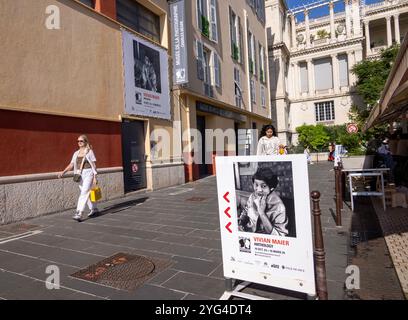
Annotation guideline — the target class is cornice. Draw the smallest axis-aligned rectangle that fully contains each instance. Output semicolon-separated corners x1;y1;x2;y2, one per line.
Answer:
288;91;359;104
290;37;364;58
365;2;408;17
268;42;290;57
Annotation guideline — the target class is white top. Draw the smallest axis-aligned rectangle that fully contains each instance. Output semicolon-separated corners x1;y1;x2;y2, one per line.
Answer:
256;136;280;155
377;144;391;155
70;149;97;175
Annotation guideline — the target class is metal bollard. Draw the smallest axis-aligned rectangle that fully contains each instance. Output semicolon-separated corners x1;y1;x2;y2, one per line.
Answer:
311;191;328;300
334;166;342;226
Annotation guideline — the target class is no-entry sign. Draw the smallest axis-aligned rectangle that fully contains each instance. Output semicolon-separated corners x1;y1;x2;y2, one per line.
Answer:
347;123;359;134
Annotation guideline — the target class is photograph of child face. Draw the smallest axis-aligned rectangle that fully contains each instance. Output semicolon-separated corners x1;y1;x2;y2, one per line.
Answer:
235;162;296;238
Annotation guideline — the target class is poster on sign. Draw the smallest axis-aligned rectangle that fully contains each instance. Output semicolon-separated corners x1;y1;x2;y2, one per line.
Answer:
215;155;316;295
122;29;171;120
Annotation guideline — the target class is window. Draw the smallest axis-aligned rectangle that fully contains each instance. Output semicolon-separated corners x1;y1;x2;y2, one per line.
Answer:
212;52;221;88
209;0;218;42
79;0;94;7
116;0;160;43
234;68;242;108
197;0;218;42
196;40;217;96
229;7;242;62
299;62;308;93
250;79;256;103
261;86;266;108
203;49;213;97
315;101;335;122
248;31;256;76
259;43;265;83
338;54;349;87
196;40;205;81
246;0;265;23
314;57;333;91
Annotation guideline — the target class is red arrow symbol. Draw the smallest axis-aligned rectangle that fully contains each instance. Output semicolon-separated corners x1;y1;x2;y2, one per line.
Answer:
224;207;231;218
225;222;232;233
223;192;230;203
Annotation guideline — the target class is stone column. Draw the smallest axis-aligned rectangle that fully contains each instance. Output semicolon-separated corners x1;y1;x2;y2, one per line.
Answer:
394;14;401;44
386;16;392;47
352;0;361;36
364;21;371;55
331;54;340;94
307;59;314;96
305;9;310;48
345;0;352;38
329;1;336;42
291;14;297;49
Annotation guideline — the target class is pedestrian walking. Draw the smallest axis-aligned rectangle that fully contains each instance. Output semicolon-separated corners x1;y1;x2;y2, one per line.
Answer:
328;142;335;162
256;124;280;156
58;135;99;221
304;146;313;164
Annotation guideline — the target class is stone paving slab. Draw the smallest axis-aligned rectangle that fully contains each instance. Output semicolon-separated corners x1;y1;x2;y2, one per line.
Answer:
0;164;353;300
371;197;408;299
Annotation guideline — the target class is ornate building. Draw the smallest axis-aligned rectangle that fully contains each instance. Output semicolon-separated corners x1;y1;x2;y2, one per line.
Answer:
266;0;408;145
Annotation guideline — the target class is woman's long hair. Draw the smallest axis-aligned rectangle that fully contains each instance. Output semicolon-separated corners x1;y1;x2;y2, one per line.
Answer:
78;134;93;150
259;124;277;139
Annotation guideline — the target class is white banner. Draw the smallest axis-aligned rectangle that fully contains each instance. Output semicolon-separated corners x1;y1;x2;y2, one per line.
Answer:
122;30;171;120
216;155;316;295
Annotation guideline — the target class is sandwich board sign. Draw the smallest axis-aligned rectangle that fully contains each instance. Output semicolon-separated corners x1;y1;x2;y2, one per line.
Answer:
215;155;316;298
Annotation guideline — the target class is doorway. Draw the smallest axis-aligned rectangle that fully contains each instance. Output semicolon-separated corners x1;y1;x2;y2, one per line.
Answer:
121;119;147;192
196;115;209;177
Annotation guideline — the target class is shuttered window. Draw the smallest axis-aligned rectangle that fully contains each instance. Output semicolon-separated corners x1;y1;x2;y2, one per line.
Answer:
300;62;308;93
213;53;221;87
338;54;349;87
79;0;94;7
209;0;218;42
196;40;205;80
116;0;160;43
314;57;333;91
234;68;242;108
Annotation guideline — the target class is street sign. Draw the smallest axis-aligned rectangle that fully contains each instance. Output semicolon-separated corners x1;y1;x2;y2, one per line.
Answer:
347;123;359;134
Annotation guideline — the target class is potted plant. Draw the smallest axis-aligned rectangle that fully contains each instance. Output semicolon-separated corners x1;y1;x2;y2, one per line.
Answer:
201;15;210;38
317;29;329;39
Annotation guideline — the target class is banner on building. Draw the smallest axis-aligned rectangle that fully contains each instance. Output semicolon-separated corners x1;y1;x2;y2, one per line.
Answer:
215;155;316;295
122;30;171;120
170;0;188;84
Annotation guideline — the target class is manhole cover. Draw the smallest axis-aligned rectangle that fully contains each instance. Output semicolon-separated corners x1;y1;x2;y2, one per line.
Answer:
71;253;173;291
186;197;208;202
100;256;155;281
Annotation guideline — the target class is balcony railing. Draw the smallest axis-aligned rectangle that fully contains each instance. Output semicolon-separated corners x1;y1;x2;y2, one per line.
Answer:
367;1;385;10
370;45;387;54
366;0;408;12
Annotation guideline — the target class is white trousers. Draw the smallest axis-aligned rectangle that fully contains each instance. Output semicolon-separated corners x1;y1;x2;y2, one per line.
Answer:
76;169;97;213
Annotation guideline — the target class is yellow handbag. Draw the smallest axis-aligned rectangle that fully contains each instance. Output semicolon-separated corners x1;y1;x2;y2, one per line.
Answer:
90;186;102;202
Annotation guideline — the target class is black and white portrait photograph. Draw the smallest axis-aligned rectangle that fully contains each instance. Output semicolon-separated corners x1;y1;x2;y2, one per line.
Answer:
133;40;162;93
234;161;297;238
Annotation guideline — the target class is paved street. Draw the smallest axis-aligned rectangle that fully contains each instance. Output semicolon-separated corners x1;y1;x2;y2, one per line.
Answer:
0;162;404;300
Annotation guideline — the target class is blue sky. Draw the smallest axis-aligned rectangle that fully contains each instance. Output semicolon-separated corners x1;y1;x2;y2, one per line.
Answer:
286;0;384;21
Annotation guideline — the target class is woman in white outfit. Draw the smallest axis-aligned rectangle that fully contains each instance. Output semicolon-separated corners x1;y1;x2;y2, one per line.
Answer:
58;135;98;221
257;125;280;156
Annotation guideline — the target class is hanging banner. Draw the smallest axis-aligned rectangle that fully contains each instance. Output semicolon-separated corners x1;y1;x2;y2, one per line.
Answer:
169;0;189;84
122;30;171;120
216;155;316;295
